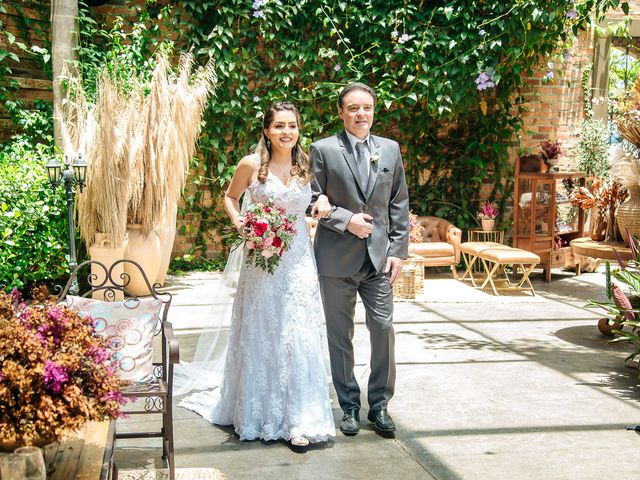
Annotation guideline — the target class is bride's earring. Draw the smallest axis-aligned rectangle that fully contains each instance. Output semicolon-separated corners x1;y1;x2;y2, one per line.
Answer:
265;138;271;150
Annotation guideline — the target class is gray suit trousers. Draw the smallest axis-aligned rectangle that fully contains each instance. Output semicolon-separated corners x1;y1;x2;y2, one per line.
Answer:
319;255;395;413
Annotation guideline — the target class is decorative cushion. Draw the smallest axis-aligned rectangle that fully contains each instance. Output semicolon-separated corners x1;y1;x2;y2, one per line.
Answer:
66;296;162;383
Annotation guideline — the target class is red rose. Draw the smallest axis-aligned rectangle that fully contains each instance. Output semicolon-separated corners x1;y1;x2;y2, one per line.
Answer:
272;236;282;248
254;220;268;236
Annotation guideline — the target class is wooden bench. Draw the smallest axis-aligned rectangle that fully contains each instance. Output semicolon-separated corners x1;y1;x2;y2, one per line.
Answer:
58;259;178;480
459;242;540;296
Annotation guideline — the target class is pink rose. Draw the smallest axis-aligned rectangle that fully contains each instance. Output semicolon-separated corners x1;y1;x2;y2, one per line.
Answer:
246;241;255;249
263;237;273;247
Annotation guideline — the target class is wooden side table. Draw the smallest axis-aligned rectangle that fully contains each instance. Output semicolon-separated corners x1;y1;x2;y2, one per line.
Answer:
51;421;116;480
570;237;633;262
468;229;505;244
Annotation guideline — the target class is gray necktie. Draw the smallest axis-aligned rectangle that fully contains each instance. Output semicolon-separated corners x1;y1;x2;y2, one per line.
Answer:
355;141;369;191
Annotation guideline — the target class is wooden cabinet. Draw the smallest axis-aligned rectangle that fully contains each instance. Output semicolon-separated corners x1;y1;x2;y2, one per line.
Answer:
513;159;586;282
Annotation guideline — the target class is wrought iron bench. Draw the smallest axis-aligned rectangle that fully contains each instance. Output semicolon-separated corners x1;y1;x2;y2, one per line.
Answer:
57;259;178;480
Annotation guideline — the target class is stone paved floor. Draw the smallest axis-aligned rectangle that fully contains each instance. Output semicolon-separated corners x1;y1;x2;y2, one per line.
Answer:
114;265;640;480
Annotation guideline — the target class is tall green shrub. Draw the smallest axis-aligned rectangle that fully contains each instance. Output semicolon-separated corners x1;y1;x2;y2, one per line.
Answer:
0;139;68;290
573;118;610;176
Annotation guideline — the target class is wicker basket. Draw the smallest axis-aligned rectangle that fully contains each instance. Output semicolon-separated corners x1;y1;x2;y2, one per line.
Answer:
393;265;417;299
392;257;425;299
616;186;640;245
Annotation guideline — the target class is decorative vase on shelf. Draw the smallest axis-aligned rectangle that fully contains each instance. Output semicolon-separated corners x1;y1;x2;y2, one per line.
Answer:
616;185;640;245
481;219;495;231
588;207;607;242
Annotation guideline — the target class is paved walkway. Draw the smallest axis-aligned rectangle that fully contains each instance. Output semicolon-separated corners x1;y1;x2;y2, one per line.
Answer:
114;266;640;480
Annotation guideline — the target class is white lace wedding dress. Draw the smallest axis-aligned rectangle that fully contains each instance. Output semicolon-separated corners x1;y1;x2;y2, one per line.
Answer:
180;174;336;443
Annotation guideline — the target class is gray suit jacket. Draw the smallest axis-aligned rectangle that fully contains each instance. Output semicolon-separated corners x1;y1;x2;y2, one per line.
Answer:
310;130;409;277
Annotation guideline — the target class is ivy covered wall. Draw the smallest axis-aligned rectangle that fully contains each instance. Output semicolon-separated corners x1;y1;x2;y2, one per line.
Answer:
1;0;632;260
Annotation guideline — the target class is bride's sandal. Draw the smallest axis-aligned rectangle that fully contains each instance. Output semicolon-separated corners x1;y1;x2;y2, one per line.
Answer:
290;436;310;452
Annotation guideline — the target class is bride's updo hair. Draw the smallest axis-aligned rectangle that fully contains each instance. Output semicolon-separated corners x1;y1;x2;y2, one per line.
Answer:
255;101;311;184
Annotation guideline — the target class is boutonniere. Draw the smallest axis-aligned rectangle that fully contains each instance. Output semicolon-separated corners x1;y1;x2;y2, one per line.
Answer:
370;152;380;165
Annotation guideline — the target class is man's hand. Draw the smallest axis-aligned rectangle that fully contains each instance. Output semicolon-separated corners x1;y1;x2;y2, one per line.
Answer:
384;256;403;285
347;213;373;239
311;195;332;219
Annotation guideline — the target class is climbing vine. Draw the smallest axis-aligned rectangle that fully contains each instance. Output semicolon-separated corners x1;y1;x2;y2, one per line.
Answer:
72;0;627;255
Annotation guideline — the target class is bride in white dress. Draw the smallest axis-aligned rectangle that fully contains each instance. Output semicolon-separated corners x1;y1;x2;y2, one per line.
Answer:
179;101;335;449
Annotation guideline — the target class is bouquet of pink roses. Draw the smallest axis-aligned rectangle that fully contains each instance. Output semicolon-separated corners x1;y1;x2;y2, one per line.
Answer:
240;200;297;274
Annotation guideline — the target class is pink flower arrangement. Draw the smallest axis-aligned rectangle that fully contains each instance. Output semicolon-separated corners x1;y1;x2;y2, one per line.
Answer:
240;200;297;274
478;201;499;220
408;212;424;243
0;287;125;447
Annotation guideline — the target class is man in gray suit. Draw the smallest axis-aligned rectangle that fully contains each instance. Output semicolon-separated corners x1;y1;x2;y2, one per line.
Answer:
310;82;409;436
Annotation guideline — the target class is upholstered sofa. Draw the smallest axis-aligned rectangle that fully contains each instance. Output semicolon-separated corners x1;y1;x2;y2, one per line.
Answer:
409;216;462;278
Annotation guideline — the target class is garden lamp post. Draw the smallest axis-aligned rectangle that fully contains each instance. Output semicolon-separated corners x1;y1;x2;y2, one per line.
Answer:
46;155;87;295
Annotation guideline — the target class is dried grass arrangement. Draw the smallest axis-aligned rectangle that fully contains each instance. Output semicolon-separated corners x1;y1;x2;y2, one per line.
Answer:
59;52;216;247
610;146;640;189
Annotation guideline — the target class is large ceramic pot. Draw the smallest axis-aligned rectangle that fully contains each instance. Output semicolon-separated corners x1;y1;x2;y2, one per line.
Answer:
156;204;178;286
88;233;126;301
616;185;640;245
123;224;162;296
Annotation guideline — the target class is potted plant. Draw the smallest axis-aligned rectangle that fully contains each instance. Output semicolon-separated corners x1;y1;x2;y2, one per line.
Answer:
540;139;563;171
570;177;627;242
0;288;125;450
477;201;498;231
60;52;215;294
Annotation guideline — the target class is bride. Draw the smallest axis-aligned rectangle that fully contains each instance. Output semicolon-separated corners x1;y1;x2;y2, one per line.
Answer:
177;101;336;449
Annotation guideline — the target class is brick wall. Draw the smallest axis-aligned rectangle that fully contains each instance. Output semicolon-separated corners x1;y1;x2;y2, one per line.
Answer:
0;1;51;143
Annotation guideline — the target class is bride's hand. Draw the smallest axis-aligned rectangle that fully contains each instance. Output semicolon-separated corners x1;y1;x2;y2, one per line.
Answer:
311;195;332;219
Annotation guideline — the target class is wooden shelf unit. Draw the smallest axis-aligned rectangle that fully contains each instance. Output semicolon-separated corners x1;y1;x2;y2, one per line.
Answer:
513;159;586;282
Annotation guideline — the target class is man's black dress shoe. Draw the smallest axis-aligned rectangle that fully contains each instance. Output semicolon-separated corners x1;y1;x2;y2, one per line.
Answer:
367;408;396;434
339;409;360;436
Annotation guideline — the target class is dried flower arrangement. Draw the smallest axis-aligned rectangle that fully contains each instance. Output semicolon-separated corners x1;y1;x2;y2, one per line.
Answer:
0;288;125;448
477;201;499;220
570;177;627;211
409;212;424;243
610;146;640;189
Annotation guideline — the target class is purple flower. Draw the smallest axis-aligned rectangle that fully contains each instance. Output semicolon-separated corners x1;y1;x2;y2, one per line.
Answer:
475;71;496;91
102;390;127;405
394;47;402;54
253;9;265;18
566;9;578;19
43;361;69;394
398;33;411;44
543;71;554;81
47;306;65;323
88;346;111;364
10;287;20;305
253;96;260;102
479;29;486;36
563;50;571;62
333;64;341;72
37;321;64;347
